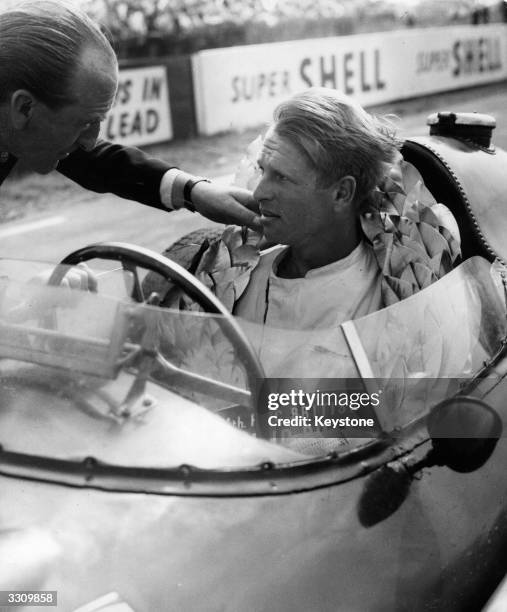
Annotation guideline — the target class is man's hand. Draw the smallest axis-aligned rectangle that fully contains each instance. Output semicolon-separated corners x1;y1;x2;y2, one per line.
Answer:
32;262;98;292
5;264;98;324
190;182;262;230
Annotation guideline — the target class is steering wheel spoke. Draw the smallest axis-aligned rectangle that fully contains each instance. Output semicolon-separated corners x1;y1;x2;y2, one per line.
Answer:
49;242;266;434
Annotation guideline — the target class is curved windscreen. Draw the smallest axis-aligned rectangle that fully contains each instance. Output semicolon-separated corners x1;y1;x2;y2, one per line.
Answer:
342;256;507;431
0;256;505;468
0;260;301;468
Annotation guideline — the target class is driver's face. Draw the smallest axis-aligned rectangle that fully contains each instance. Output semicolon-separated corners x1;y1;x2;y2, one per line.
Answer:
253;127;338;250
17;47;118;174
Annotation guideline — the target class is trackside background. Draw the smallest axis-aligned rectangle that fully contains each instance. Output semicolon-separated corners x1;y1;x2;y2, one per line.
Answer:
100;23;507;145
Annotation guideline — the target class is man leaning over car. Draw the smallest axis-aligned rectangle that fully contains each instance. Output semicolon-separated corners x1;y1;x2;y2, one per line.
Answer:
0;0;260;229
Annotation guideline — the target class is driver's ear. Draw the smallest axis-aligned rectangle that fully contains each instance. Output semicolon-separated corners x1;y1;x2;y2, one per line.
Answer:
10;90;36;130
333;175;356;210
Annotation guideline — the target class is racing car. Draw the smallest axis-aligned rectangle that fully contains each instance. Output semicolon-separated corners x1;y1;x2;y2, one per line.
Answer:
0;111;507;612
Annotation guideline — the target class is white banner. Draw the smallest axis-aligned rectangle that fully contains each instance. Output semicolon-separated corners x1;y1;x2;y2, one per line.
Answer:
193;24;507;135
100;66;173;146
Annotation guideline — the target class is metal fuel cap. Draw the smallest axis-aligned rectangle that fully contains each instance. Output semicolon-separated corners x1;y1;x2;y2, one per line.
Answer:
427;111;496;149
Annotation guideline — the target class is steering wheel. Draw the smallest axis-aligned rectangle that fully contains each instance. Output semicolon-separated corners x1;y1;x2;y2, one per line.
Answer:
49;242;266;426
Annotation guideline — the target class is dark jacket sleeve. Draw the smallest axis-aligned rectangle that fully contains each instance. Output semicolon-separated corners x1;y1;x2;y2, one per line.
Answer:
56;139;174;210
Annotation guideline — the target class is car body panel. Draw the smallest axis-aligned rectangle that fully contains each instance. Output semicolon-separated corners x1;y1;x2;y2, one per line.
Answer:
1;425;507;611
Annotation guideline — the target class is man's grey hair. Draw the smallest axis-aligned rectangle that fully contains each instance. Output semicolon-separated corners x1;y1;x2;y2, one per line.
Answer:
272;87;398;209
0;0;116;109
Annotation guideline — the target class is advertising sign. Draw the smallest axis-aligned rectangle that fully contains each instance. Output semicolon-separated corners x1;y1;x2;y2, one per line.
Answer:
192;24;507;135
100;65;173;146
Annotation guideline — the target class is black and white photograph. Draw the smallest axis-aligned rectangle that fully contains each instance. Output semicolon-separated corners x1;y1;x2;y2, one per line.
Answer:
1;0;507;610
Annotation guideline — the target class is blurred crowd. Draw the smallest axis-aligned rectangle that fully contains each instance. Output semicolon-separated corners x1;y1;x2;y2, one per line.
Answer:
83;0;359;37
80;0;506;54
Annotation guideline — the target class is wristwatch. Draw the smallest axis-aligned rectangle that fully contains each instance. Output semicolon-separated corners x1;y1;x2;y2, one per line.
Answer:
183;177;211;212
